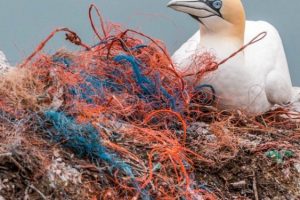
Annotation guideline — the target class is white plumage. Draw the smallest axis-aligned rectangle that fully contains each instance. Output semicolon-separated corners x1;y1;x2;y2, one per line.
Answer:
168;0;299;114
172;21;292;113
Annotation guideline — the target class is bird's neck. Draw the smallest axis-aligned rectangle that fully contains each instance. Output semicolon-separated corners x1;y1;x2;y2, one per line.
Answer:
199;25;245;59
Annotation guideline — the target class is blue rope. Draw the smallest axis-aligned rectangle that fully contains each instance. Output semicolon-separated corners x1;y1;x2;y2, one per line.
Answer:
114;54;176;110
44;110;150;199
194;84;216;105
45;110;116;163
131;44;148;51
69;74;124;104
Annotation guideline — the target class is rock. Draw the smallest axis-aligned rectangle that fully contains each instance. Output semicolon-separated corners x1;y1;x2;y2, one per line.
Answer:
238;133;261;149
188;122;216;142
273;196;286;200
47;157;82;188
294;162;300;173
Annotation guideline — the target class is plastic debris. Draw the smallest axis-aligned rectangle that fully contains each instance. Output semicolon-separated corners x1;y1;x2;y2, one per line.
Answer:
265;150;294;164
0;4;299;200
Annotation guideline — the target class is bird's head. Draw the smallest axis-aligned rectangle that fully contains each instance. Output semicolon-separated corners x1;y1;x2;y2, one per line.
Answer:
167;0;245;40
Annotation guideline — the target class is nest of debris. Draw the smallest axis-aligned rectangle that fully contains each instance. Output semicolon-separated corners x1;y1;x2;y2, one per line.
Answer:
0;4;300;200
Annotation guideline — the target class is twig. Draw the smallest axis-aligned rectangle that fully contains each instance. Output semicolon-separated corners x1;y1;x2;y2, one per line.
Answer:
9;156;26;173
29;184;48;200
0;152;26;173
0;152;12;157
24;186;30;200
252;171;259;200
14;165;46;200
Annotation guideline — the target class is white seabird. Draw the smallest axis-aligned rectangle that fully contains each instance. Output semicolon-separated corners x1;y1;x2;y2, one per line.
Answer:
168;0;299;114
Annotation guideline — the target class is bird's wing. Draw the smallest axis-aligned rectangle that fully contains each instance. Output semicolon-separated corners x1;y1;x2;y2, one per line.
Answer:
0;51;11;74
244;21;293;105
172;21;293;105
171;30;200;72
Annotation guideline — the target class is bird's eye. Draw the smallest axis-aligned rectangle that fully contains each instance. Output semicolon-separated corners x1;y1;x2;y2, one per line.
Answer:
212;0;222;10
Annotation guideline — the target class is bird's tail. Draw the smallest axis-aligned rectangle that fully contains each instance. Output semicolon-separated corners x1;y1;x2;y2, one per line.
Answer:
290;87;300;112
292;87;300;102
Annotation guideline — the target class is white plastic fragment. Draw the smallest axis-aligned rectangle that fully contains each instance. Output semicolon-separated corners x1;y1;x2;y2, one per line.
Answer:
0;51;11;74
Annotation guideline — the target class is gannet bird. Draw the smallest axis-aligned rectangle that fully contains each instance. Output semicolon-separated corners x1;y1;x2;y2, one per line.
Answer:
168;0;299;114
0;50;11;74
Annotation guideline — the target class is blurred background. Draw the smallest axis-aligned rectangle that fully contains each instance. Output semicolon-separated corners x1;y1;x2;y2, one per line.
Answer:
0;0;299;84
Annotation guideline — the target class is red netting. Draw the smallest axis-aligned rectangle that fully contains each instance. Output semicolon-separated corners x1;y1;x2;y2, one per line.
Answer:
0;4;299;200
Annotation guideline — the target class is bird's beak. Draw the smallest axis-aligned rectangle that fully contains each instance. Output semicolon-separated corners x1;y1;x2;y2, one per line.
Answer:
167;0;221;19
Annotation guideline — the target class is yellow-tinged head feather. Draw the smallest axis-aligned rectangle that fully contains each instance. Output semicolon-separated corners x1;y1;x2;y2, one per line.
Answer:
221;0;246;39
168;0;246;42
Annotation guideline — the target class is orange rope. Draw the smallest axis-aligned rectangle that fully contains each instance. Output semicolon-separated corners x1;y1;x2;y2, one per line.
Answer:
21;28;90;67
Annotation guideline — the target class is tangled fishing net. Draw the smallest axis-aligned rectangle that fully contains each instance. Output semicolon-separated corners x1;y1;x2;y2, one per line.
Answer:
1;5;300;200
